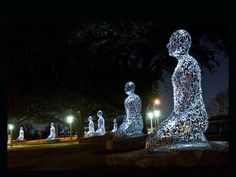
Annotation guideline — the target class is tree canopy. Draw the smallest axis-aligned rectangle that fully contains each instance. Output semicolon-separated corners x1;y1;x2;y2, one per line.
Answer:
7;22;229;127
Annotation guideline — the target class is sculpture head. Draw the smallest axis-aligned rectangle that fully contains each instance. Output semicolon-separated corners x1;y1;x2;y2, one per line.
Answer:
125;81;135;95
97;110;103;117
113;119;117;123
167;29;192;58
50;123;54;127
20;127;23;130
88;116;92;121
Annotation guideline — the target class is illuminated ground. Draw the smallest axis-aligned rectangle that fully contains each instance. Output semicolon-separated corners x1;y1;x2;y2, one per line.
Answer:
8;141;108;170
8;140;229;172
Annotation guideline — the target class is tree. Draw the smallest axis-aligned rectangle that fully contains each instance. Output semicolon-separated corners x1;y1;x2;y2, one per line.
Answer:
207;88;229;117
8;22;228;132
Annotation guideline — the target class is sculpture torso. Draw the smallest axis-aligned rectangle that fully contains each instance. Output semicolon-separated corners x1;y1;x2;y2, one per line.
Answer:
97;116;105;135
17;129;24;140
115;93;143;136
151;55;208;142
125;93;142;121
47;125;56;140
89;120;95;132
85;120;95;137
172;56;205;111
111;122;118;133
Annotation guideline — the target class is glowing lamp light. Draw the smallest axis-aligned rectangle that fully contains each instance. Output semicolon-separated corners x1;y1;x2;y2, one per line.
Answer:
154;99;160;105
8;124;14;130
154;110;161;117
8;124;14;148
67;116;74;142
67;116;74;123
147;112;154;119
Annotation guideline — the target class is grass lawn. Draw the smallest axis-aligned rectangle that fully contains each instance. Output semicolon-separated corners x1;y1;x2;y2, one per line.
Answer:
8;142;110;171
7;139;229;173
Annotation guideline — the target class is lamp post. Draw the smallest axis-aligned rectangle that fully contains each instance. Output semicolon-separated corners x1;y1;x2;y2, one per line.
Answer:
67;116;74;142
153;98;160;127
153;109;161;127
8;124;14;148
147;112;154;133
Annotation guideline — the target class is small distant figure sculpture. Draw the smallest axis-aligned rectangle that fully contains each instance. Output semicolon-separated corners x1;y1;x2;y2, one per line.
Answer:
146;29;209;151
47;123;56;140
16;127;24;141
115;81;143;137
111;119;118;133
85;116;96;137
96;110;106;135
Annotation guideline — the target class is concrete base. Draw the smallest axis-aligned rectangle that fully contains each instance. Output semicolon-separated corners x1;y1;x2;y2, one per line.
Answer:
78;133;113;144
77;133;113;154
105;134;147;152
105;141;229;168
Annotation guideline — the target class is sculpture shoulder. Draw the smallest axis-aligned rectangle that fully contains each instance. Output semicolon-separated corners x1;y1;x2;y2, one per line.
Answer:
179;56;200;72
125;94;141;103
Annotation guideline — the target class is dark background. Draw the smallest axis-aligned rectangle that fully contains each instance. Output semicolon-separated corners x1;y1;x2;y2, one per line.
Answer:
7;22;228;130
0;2;234;177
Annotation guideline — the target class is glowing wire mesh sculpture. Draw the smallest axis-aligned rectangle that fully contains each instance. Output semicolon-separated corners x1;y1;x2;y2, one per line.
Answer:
85;116;96;137
47;122;56;140
146;30;209;151
96;110;106;135
115;81;143;137
111;119;118;133
16;127;24;141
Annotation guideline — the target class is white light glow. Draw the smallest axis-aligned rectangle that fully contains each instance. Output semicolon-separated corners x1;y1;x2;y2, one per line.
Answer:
8;124;14;130
148;112;154;119
153;110;161;117
115;81;143;137
147;29;209;151
154;99;160;105
67;116;74;123
96;110;106;136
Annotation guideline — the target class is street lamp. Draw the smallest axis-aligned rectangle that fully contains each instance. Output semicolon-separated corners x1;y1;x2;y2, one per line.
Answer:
8;124;14;148
147;112;154;133
153;98;160;127
66;116;74;142
153;109;161;127
154;98;160;105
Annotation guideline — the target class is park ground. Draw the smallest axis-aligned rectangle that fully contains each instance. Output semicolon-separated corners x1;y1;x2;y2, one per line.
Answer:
8;136;229;174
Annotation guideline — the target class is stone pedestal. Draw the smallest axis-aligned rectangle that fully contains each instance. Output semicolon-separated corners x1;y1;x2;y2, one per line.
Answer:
78;133;113;153
78;133;113;143
105;134;147;152
105;141;229;168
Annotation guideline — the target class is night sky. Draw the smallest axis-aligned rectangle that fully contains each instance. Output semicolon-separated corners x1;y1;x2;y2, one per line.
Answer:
7;22;229;126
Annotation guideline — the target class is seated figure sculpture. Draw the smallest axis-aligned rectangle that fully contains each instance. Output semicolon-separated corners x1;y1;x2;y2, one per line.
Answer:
96;110;106;135
85;116;96;137
115;81;143;137
146;29;209;151
47;122;56;140
111;119;118;133
16;127;24;141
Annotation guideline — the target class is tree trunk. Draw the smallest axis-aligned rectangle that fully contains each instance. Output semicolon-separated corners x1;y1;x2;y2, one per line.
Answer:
76;111;84;138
